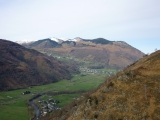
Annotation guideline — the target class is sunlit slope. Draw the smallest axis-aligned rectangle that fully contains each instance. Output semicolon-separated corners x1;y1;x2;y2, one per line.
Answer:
49;50;160;120
25;38;144;69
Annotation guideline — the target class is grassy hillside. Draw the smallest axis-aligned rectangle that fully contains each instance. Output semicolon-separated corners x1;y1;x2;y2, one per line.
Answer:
47;50;160;120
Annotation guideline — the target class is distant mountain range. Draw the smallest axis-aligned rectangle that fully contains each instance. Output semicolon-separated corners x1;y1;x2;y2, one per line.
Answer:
0;39;78;91
20;37;145;69
16;37;82;44
46;50;160;120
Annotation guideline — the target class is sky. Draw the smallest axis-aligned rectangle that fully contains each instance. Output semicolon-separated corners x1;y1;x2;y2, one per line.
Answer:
0;0;160;54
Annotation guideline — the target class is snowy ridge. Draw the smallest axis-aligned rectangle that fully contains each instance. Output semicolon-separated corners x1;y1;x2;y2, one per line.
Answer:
16;37;83;45
50;37;63;43
50;37;82;42
72;37;82;42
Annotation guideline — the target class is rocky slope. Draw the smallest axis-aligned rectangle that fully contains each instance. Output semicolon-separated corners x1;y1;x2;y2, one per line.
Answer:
47;50;160;120
0;39;78;91
23;37;144;69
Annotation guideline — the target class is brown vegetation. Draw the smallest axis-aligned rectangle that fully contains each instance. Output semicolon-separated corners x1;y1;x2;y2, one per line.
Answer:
44;50;160;120
25;38;144;69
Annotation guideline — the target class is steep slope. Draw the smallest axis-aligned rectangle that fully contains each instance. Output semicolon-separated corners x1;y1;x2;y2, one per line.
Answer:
48;50;160;120
25;37;144;69
0;39;78;91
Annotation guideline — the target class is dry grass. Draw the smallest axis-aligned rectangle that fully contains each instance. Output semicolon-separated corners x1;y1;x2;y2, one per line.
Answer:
47;51;160;120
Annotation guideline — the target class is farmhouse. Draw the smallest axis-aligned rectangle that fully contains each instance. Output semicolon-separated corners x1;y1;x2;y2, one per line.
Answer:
22;91;30;95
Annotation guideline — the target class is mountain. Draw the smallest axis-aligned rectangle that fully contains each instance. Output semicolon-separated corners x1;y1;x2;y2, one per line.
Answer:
0;39;78;91
27;38;60;48
23;37;144;69
46;50;160;120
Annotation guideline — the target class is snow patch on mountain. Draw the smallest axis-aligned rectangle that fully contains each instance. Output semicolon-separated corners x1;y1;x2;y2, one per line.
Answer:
59;38;70;41
49;37;82;43
60;37;82;42
49;37;64;43
15;39;34;44
72;37;83;42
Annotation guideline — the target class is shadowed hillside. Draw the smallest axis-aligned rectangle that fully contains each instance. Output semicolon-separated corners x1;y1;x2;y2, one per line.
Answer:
46;50;160;120
0;39;78;91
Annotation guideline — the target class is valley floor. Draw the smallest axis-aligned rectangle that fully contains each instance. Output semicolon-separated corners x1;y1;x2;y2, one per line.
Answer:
0;73;109;120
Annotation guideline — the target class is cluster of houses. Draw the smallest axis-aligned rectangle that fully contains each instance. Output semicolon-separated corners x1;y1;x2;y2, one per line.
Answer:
56;56;79;61
38;98;60;117
46;53;61;59
48;53;79;61
79;67;98;74
79;67;115;76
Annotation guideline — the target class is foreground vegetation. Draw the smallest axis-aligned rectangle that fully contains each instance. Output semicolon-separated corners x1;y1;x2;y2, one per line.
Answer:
0;73;109;120
47;51;160;120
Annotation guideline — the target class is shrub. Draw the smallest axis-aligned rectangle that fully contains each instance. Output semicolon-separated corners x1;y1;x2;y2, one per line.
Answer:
109;82;114;87
95;98;98;105
94;114;98;118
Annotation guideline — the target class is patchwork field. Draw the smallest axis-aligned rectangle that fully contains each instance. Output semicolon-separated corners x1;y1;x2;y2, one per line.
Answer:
0;73;108;120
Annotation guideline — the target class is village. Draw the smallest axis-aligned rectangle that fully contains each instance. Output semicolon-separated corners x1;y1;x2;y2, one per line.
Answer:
79;66;116;76
37;98;61;117
46;53;117;76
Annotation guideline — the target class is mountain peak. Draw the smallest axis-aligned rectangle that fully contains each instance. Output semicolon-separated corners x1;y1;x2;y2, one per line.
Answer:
49;37;63;43
72;37;83;42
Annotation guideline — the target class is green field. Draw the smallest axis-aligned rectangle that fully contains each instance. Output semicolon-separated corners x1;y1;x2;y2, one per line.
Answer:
0;99;30;120
0;74;107;120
